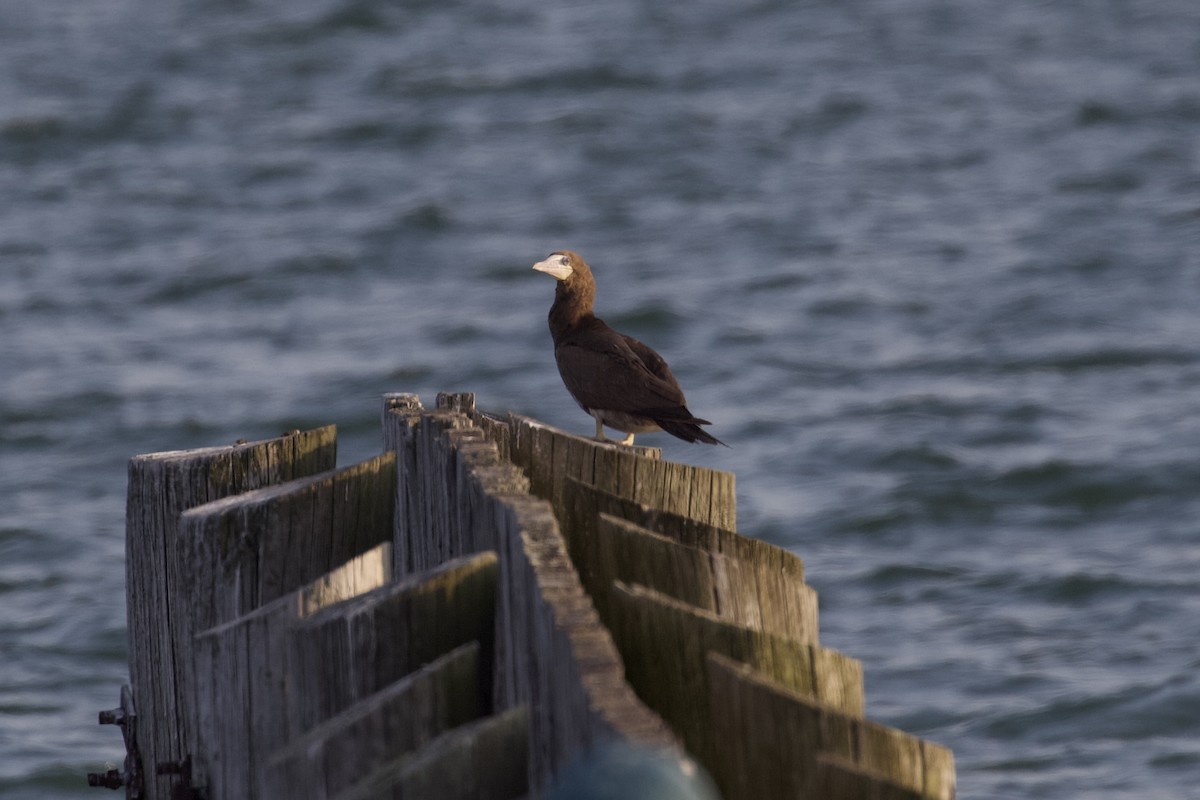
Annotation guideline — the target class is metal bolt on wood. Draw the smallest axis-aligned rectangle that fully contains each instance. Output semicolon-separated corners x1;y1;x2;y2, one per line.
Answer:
88;685;143;798
87;769;124;790
98;708;125;726
155;756;200;800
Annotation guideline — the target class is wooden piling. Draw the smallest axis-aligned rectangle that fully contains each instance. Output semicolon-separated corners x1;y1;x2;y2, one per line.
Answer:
189;543;395;798
105;392;955;800
125;427;336;800
259;642;484;800
284;551;497;737
177;451;395;642
382;393;679;789
333;706;530;800
607;580;864;772
706;653;955;800
593;513;819;642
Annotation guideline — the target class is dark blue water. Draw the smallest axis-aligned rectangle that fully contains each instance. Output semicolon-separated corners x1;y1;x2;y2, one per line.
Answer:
3;1;1199;797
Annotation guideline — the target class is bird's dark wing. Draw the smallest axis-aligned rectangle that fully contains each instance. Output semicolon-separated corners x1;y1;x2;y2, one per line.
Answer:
554;325;686;414
620;334;683;391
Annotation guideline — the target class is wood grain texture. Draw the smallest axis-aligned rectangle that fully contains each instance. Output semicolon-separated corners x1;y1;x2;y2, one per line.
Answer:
118;393;955;798
126;426;335;799
592;513;818;643
562;475;801;577
190;543;393;797
607;580;865;776
259;643;485;800
380;396;679;791
706;653;955;800
497;412;737;528
179;452;395;632
286;552;498;736
333;706;530;800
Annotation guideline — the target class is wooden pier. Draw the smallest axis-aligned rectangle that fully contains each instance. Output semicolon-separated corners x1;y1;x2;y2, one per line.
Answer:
92;391;955;799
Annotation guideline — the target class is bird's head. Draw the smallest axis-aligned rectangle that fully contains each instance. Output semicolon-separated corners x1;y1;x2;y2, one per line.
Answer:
532;250;588;282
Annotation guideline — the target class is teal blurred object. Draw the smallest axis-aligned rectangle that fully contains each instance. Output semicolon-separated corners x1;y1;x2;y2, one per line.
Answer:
545;743;720;800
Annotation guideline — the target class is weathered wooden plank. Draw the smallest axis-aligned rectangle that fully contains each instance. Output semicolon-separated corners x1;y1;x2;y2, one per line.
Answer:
507;412;536;488
498;413;669;506
413;412;474;571
610;436;639;504
556;476;814;644
858;720;926;794
463;446;530;549
478;416;739;632
289;452;395;601
561;475;787;568
705;653;955;800
200;600;252;798
378;396;711;793
630;455;669;512
287;552;498;736
297;542;393;615
474;410;513;463
565;426;597;489
259;642;484;800
685;465;717;531
179;452;396;639
707;466;738;534
384;397;523;575
381;393;423;444
124;393;956;800
488;492;679;788
530;419;558;501
190;543;393;798
504;423;735;531
920;738;958;800
590;435;621;497
127;426;336;799
813;754;927;800
594;514;818;643
333;706;530;800
379;396;680;789
436;391;477;413
590;513;710;618
381;393;424;576
607;581;863;777
372;395;947;797
444;427;494;558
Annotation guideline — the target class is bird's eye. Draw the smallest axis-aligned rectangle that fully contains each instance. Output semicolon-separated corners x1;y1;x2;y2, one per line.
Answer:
560;256;569;266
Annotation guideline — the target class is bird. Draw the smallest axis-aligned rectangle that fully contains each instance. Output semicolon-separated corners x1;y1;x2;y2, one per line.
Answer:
532;250;725;447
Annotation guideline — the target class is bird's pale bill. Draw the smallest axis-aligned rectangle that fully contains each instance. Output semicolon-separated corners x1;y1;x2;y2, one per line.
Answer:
532;253;574;281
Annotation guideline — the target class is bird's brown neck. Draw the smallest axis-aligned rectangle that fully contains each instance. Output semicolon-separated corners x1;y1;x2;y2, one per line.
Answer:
548;272;596;339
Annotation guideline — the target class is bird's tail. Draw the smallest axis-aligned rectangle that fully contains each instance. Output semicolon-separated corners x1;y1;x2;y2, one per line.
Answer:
656;418;727;447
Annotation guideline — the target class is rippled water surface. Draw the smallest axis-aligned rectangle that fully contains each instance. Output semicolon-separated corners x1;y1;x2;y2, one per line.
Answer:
3;1;1199;797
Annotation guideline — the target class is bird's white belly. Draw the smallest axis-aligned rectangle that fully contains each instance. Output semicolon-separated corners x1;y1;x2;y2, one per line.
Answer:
591;409;661;434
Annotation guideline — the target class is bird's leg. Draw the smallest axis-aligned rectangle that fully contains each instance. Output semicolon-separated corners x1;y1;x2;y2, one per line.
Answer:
593;417;608;441
619;432;636;446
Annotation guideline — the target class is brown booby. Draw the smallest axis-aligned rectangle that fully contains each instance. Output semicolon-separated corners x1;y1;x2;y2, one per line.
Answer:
532;250;725;447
